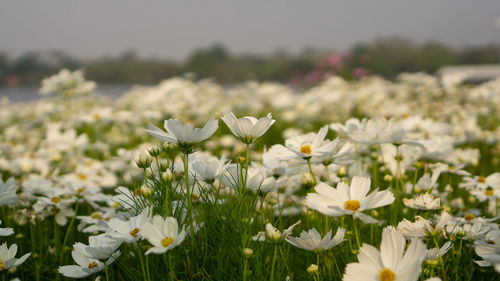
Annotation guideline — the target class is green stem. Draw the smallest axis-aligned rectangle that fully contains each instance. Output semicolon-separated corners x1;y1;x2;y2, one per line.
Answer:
183;153;196;241
145;254;151;281
316;253;321;279
60;201;79;262
168;254;175;281
279;246;291;277
270;244;278;281
243;258;249;281
54;218;60;259
307;158;318;186
244;143;250;189
433;237;446;281
137;244;147;281
105;266;109;281
353;218;361;249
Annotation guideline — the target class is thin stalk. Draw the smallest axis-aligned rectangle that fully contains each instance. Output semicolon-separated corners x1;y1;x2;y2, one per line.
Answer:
270;244;279;281
307;158;318;186
243;258;249;281
137;244;147;281
316;253;321;280
353;218;361;249
433;237;446;281
145;254;151;281
30;222;40;281
60;201;79;262
243;143;250;189
183;153;196;241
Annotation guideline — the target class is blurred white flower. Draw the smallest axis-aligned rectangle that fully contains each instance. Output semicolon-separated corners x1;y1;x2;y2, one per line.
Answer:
40;69;96;97
0;178;17;206
0;220;13;237
403;193;440;210
0;243;30;271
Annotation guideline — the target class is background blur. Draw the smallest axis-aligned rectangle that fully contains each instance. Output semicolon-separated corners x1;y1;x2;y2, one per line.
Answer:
1;0;500;88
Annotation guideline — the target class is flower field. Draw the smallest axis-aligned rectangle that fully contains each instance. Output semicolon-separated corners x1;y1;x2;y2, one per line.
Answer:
1;69;500;280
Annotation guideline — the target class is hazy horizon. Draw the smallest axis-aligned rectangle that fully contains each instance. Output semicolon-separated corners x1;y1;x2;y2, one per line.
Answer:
1;0;500;60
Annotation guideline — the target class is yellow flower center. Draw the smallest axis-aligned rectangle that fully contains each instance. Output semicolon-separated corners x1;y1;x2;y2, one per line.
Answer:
129;228;140;237
379;268;396;281
162;237;174;247
300;144;312;155
76;188;85;194
93;113;101;120
51;196;61;204
0;262;4;270
448;166;455;171
478;176;486;183
344;200;360;212
465;213;476;221
91;213;102;220
77;173;87;180
88;261;98;269
485;189;494;196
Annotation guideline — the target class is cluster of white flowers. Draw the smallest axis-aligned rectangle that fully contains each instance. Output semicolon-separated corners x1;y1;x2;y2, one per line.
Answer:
2;70;500;280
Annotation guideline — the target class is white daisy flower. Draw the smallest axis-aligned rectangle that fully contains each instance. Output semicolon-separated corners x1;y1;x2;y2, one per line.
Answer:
0;243;30;271
286;227;345;253
146;118;218;152
403;193;440;210
253;220;301;243
107;207;152;243
141;215;186;255
306;176;394;223
343;226;426;281
0;220;13;237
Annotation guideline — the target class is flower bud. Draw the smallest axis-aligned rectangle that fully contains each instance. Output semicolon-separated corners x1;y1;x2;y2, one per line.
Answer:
307;264;318;274
243;248;254;257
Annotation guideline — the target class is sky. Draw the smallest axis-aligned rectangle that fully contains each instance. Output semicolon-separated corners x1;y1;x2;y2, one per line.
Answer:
1;1;500;60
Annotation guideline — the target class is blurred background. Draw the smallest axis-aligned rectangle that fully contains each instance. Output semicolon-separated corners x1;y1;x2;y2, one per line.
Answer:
1;0;500;96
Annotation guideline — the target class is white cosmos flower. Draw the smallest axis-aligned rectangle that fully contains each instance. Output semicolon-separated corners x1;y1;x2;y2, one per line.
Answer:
221;112;275;144
146;118;218;151
270;125;339;161
475;232;500;268
223;164;283;192
446;222;489;241
397;211;451;239
0;220;13;236
58;240;121;279
403;193;440;210
425;241;452;260
107;207;152;243
141;215;186;255
190;154;229;184
253;220;301;243
343;226;427;281
306;176;395;224
0;243;30;271
286;227;345;253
